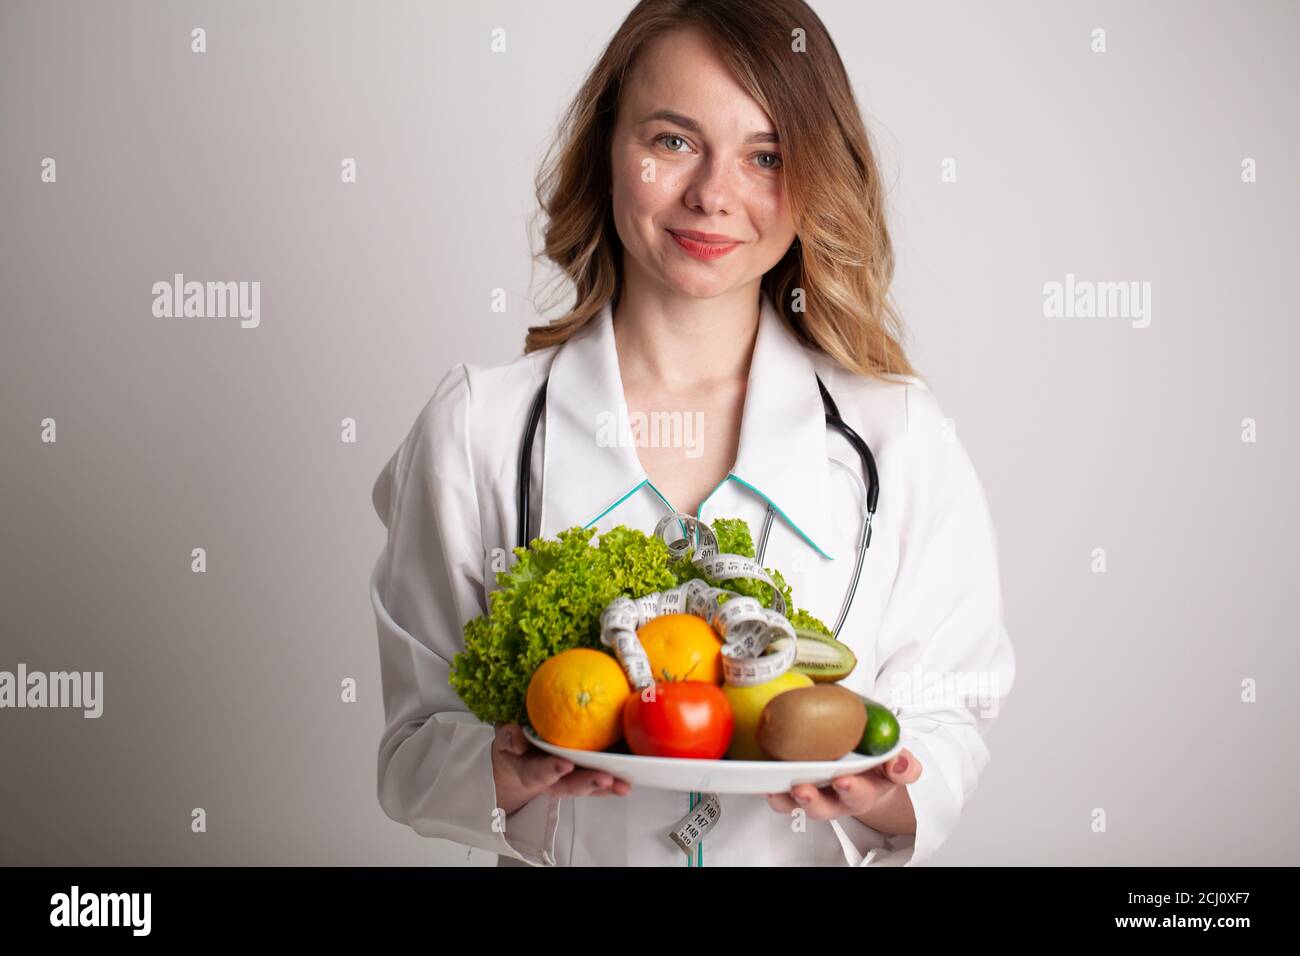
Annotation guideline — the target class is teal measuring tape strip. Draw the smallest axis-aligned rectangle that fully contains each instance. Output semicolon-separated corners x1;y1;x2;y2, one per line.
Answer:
697;801;704;867
687;793;694;867
681;790;712;868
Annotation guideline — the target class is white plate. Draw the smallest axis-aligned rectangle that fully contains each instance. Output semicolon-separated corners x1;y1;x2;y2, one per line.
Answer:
522;727;903;795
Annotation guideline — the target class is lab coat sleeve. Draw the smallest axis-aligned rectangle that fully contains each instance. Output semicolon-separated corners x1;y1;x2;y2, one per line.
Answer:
371;362;562;866
832;380;1016;867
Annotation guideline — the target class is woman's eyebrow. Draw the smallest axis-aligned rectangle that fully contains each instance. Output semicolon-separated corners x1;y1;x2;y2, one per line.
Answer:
638;109;779;144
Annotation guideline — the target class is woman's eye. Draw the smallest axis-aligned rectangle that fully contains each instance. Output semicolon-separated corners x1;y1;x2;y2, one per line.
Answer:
655;133;690;152
652;134;781;171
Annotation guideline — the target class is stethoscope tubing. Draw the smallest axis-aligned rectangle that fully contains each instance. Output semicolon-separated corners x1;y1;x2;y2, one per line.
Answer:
516;371;878;639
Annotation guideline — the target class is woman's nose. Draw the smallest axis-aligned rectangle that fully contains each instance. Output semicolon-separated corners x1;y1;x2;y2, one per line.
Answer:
681;157;738;216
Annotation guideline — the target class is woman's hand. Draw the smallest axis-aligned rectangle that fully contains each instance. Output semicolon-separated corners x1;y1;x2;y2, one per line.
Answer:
492;722;633;817
766;748;922;831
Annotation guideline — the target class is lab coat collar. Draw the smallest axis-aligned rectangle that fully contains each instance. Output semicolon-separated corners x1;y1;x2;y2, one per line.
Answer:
539;288;836;560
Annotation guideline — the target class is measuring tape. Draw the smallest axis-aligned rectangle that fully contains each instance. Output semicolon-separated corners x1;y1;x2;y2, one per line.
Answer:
670;792;721;859
599;513;798;689
597;513;798;859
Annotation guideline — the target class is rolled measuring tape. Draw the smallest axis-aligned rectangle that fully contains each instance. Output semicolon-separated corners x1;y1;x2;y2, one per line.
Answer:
598;513;798;690
669;792;722;859
596;513;800;860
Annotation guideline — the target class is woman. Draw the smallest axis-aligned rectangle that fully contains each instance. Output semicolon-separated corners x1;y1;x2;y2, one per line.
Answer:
370;0;1015;866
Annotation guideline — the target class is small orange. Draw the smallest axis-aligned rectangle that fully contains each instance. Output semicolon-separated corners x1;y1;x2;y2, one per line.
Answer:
526;648;632;751
636;613;724;685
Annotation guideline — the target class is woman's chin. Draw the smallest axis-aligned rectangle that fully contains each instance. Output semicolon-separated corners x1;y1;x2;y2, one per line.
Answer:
656;267;746;302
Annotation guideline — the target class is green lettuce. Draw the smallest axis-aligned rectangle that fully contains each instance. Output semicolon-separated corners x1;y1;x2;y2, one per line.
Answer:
449;517;829;725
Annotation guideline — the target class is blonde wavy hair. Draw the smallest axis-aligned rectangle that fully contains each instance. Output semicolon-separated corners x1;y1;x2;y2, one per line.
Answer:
524;0;921;383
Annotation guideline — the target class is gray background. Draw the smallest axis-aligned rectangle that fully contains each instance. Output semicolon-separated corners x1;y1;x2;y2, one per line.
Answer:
1;0;1296;865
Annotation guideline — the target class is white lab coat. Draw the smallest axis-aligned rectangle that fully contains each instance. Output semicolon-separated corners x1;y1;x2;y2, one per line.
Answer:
370;289;1016;867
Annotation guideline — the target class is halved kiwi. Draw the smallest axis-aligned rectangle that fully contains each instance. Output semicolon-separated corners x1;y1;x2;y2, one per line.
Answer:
791;629;857;683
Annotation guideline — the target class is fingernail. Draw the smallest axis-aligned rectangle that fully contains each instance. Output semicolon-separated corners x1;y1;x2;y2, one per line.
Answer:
554;762;568;775
794;792;809;804
832;778;849;790
505;731;513;747
892;756;909;774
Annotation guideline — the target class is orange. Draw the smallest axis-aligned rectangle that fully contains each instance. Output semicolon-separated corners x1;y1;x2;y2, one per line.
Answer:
526;648;632;751
636;613;724;685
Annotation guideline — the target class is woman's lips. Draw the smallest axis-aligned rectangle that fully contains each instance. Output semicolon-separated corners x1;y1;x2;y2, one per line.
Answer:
668;229;741;260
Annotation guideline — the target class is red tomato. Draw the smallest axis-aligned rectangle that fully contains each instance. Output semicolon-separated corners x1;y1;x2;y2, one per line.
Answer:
623;681;733;759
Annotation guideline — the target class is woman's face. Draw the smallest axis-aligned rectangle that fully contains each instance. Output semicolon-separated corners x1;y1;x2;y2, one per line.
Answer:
609;26;797;301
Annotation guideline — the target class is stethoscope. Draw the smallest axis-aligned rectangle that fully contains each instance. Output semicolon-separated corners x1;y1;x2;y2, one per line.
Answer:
516;371;879;639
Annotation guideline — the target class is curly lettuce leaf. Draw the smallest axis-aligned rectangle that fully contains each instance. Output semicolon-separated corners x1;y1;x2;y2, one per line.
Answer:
450;516;832;724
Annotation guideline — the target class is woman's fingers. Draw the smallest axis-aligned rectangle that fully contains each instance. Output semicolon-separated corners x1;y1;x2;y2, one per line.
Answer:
827;772;890;815
766;766;899;821
488;723;631;801
878;748;922;785
767;785;847;820
495;724;575;787
493;724;632;797
547;767;617;797
494;722;530;757
491;727;630;813
779;783;852;821
509;750;630;797
499;743;572;790
767;792;799;814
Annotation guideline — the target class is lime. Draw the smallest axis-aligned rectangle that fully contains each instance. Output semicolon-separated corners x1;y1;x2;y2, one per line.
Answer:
856;697;900;755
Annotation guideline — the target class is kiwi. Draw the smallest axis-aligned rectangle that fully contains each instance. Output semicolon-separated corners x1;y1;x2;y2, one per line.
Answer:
756;684;867;761
791;630;857;683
